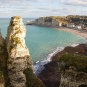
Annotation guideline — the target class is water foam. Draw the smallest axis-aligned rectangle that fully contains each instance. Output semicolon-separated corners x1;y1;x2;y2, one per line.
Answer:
71;43;79;47
34;46;64;75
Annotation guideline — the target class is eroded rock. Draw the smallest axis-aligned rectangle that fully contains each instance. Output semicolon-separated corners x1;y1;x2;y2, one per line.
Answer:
6;16;33;87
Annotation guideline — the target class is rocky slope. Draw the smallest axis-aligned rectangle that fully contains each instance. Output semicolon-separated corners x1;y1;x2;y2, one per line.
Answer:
38;61;61;87
59;54;87;87
53;44;87;87
39;44;87;87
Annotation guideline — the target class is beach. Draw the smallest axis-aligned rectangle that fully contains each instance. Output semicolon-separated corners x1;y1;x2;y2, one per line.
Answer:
33;24;87;39
55;27;87;39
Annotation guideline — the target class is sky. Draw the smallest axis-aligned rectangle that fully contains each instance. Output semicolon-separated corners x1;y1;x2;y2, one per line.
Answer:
0;0;87;18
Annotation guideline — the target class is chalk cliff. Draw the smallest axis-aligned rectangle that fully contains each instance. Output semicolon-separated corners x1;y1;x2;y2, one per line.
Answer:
33;17;60;27
6;16;33;87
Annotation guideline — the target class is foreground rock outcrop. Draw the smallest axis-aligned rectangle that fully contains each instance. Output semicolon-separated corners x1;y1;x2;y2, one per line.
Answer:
6;16;33;87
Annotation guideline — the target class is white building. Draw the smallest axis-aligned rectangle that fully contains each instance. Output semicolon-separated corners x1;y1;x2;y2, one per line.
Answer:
67;23;75;28
75;25;82;29
75;24;85;29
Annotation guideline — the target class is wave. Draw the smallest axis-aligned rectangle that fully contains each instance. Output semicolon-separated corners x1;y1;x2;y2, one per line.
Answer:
34;46;64;75
34;43;79;76
71;43;79;47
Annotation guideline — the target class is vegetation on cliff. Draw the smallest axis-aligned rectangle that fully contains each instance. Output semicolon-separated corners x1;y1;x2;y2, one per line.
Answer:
24;68;46;87
79;84;87;87
44;17;52;22
58;53;87;87
1;55;46;87
0;48;12;87
58;53;87;72
34;15;87;27
51;15;87;26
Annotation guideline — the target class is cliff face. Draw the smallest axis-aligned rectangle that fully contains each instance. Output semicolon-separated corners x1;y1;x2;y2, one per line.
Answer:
0;31;5;87
6;16;33;87
32;15;87;27
34;17;59;27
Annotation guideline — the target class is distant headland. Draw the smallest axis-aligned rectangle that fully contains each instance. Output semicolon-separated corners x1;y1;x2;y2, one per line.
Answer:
27;15;87;29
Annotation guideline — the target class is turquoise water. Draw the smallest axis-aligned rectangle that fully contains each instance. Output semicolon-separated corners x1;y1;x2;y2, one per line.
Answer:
0;18;87;63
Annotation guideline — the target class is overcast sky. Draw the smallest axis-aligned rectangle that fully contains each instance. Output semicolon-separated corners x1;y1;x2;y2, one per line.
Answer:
0;0;87;18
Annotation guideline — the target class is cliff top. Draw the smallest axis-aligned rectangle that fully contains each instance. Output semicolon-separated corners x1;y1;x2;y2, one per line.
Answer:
37;15;87;25
11;16;21;19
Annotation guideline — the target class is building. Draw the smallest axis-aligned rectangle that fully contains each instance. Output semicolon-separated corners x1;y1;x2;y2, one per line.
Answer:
75;25;82;29
75;24;85;29
67;23;75;28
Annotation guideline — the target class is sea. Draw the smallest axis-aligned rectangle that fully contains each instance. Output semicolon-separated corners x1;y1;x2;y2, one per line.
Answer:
0;18;87;75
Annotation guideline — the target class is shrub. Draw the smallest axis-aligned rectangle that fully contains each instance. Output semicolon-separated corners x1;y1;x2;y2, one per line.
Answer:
58;53;87;72
24;68;46;87
78;84;87;87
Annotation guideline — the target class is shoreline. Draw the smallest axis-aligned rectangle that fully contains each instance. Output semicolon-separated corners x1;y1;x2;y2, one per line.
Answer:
32;24;87;40
54;27;87;40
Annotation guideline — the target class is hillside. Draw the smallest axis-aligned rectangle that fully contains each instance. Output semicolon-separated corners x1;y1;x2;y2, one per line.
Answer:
32;15;87;27
52;15;87;25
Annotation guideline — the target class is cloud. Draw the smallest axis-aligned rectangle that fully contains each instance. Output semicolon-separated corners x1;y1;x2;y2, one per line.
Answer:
0;0;87;17
61;0;87;6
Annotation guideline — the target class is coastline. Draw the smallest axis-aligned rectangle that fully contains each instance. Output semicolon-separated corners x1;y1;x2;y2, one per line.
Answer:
32;24;87;40
54;27;87;40
34;25;87;87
